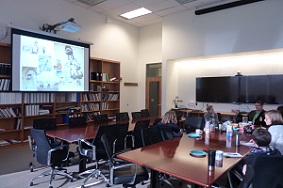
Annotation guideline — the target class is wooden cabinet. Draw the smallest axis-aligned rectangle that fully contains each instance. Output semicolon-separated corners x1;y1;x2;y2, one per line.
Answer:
0;44;121;148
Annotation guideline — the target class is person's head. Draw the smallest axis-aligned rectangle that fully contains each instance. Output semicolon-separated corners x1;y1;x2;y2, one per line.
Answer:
252;128;271;147
65;45;73;55
255;100;264;111
264;110;283;125
161;111;178;124
206;105;215;114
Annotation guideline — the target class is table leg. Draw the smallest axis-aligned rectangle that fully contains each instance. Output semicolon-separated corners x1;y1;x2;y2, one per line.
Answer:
150;169;160;188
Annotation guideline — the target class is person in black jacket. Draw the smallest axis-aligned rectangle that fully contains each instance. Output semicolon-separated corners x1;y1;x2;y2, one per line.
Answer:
248;100;266;126
157;111;182;137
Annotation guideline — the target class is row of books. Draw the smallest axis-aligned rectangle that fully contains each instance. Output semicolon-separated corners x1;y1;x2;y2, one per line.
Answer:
101;102;109;110
85;112;101;121
0;139;20;146
0;79;10;91
103;93;119;101
25;105;50;116
55;93;79;102
90;84;102;92
82;93;101;102
0;63;11;75
81;103;100;112
0;107;21;118
24;93;54;103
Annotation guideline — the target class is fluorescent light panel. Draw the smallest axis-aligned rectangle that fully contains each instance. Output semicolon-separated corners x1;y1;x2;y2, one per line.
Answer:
120;7;152;19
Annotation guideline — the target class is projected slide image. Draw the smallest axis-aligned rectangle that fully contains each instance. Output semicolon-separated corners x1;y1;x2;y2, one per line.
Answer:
19;36;85;91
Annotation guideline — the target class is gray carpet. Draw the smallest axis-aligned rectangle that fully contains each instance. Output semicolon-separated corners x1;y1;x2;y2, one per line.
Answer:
0;164;192;188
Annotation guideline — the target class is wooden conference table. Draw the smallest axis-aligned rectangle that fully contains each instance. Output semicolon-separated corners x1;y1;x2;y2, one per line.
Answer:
117;131;252;188
46;116;172;172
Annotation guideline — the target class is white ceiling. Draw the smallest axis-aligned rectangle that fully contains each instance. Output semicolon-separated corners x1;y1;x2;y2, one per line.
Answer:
62;0;232;27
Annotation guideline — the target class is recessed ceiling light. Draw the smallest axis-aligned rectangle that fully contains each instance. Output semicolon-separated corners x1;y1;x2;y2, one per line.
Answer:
120;7;152;19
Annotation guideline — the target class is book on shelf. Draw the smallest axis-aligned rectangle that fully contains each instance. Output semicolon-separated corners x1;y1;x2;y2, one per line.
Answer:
13;118;21;130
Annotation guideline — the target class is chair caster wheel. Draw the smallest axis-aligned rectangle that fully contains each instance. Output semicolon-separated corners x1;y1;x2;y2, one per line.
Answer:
30;182;33;186
106;183;110;187
49;186;53;188
70;178;73;182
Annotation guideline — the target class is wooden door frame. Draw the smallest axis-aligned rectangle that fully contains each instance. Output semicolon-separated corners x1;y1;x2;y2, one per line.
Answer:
146;77;162;116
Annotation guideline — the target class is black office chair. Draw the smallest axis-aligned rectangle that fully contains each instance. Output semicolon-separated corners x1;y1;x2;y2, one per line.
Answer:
141;109;150;117
158;126;175;140
152;118;162;126
113;122;129;153
131;111;142;120
29;118;61;172
116;112;130;121
29;128;73;188
101;134;149;187
141;126;164;146
132;119;150;149
185;116;205;133
68;116;87;128
93;114;109;124
78;124;119;187
250;154;283;188
237;164;254;188
141;127;176;188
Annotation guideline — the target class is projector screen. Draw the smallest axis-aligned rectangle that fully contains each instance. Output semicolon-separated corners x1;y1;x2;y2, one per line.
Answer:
11;27;90;92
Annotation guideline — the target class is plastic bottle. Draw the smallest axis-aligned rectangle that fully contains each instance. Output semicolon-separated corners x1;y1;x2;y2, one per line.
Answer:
204;121;210;134
226;124;233;141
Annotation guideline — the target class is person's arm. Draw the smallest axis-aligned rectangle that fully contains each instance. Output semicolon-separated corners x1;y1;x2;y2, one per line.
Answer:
268;126;277;149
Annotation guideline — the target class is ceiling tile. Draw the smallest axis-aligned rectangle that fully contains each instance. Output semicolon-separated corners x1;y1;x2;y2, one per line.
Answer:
147;0;180;12
155;5;187;16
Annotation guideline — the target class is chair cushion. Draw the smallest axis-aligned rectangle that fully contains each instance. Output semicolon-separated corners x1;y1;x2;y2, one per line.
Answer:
113;165;148;185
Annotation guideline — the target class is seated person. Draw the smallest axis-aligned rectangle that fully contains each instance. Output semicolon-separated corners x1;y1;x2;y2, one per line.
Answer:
264;109;283;155
157;111;182;137
242;128;280;175
204;105;219;125
248;100;266;126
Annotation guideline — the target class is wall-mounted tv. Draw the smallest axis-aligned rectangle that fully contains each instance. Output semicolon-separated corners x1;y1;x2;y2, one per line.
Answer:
196;75;283;104
11;27;90;92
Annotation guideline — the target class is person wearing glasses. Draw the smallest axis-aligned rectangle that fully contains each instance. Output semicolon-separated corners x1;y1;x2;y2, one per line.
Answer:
248;100;266;126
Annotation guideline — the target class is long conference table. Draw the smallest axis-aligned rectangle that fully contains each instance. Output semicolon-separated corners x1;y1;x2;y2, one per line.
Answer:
117;131;252;188
46;116;252;187
46;116;169;172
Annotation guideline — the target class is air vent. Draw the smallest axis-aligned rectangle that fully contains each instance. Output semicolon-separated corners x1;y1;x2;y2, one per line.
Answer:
174;0;197;5
77;0;107;6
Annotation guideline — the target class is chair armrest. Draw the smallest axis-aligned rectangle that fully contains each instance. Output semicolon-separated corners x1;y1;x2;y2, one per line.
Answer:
78;138;96;160
47;144;69;166
28;135;35;151
113;163;138;184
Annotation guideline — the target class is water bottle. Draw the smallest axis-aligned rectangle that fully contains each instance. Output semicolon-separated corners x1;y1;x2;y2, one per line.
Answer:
226;125;232;142
204;121;210;134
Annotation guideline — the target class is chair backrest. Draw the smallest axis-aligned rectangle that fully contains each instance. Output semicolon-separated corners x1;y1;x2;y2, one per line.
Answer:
92;124;119;159
140;109;150;117
141;126;164;146
33;118;57;130
131;112;142;120
69;116;87;128
185;116;205;133
251;154;283;188
238;164;254;188
158;126;174;140
152;118;162;126
114;122;129;153
133;119;150;148
101;134;115;167
93;114;109;124
30;128;51;165
116;112;130;121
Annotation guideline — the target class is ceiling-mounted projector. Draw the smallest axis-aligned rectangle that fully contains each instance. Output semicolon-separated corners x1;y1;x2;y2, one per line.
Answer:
40;18;81;34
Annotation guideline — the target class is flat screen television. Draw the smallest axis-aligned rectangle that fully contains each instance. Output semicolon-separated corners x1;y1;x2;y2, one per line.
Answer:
196;76;240;103
196;75;283;104
11;27;90;92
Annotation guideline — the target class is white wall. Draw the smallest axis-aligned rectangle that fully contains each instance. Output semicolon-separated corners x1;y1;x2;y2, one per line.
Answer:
137;23;162;110
0;0;139;113
162;0;283;113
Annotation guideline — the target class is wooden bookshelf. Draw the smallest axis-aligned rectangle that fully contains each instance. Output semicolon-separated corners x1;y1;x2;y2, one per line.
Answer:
0;44;121;148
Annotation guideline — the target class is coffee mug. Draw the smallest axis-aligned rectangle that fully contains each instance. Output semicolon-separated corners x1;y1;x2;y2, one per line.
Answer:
196;129;203;135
